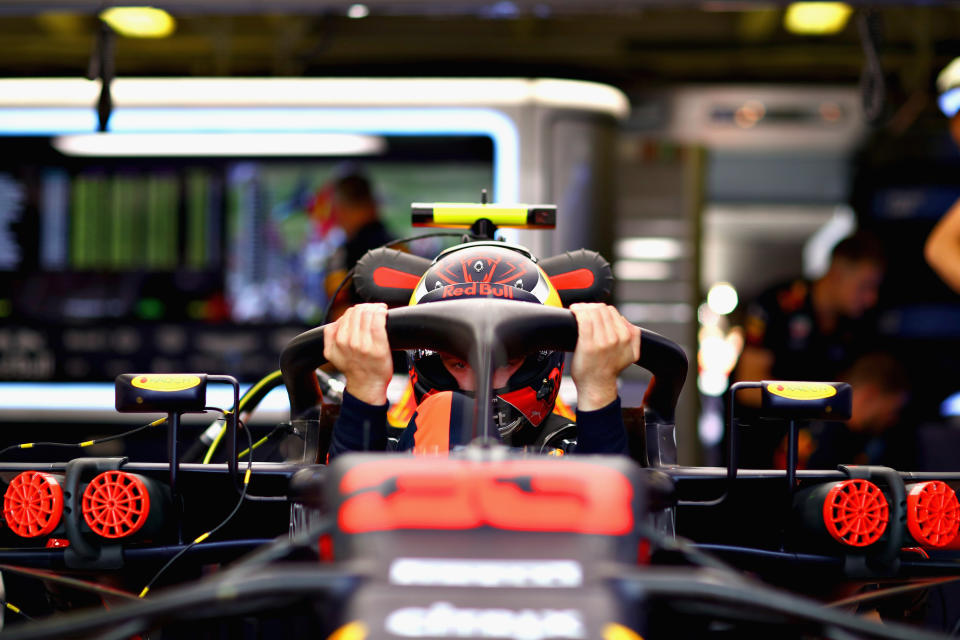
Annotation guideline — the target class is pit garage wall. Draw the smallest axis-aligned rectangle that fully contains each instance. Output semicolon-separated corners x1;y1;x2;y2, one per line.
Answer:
512;106;701;465
512;106;620;260
613;138;704;466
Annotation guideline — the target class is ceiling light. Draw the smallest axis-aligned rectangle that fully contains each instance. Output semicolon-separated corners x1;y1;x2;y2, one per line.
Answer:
783;3;853;36
619;303;692;324
347;4;369;19
0;78;627;119
52;132;386;157
100;7;176;38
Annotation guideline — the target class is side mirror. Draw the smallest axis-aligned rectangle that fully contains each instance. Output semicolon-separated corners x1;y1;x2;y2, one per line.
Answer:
760;381;852;421
685;380;853;509
115;373;208;413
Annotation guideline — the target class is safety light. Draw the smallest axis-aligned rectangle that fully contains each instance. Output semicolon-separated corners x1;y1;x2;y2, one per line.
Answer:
706;282;738;316
99;6;176;38
783;2;853;36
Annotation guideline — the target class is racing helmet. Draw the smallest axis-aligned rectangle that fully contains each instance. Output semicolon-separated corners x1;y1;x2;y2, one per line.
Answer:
407;242;564;444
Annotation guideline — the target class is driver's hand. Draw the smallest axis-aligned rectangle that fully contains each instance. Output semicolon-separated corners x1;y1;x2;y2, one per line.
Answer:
570;303;640;412
323;303;393;405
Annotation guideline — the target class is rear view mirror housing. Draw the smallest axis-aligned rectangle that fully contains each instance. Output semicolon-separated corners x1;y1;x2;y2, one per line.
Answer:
760;381;852;421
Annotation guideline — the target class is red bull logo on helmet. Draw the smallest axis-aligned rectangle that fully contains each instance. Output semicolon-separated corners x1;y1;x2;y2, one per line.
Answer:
440;282;517;300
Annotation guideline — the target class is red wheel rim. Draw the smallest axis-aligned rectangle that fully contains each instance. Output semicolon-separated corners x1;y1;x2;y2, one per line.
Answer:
907;481;960;548
3;471;63;538
822;479;888;547
82;471;151;539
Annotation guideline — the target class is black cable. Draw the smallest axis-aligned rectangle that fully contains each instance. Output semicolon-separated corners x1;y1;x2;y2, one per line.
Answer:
2;562;949;640
321;230;482;325
2;601;35;622
828;576;960;609
322;265;357;325
237;422;293;460
639;523;740;576
938;584;948;633
0;566;356;640
93;620;146;640
0;416;166;459
0;564;138;602
613;567;951;640
137;419;254;599
218;516;335;580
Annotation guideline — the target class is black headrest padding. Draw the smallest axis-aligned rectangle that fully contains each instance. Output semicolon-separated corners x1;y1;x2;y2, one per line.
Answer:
353;248;432;307
538;249;613;306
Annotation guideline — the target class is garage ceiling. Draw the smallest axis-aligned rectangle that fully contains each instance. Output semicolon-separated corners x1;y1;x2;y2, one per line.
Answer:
0;3;956;98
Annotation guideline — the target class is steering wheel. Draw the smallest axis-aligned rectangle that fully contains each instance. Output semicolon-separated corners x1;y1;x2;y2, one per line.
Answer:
280;299;687;441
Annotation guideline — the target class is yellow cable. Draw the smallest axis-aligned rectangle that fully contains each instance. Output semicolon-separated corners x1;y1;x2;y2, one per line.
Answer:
237;434;270;460
139;587;149;599
202;424;227;464
237;370;282;414
202;369;283;463
5;603;21;614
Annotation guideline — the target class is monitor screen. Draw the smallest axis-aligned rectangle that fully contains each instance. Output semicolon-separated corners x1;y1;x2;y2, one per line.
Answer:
0;135;494;382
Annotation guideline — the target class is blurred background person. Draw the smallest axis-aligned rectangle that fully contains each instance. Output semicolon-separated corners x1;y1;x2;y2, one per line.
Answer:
735;230;886;386
732;231;886;467
925;59;960;295
781;352;911;470
324;170;396;320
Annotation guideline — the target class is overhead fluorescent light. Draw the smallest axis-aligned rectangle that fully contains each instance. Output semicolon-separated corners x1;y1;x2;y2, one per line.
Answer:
613;260;672;281
0;78;627;119
52;132;387;157
619;303;692;324
100;7;176;38
5;106;518;203
614;238;684;260
783;2;852;36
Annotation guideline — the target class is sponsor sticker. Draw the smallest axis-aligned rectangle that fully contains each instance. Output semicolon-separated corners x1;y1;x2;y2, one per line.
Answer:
440;282;517;299
389;558;583;588
384;601;585;639
131;374;202;392
766;382;837;401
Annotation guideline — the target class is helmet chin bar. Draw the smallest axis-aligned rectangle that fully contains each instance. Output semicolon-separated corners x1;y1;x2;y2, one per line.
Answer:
492;396;526;443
